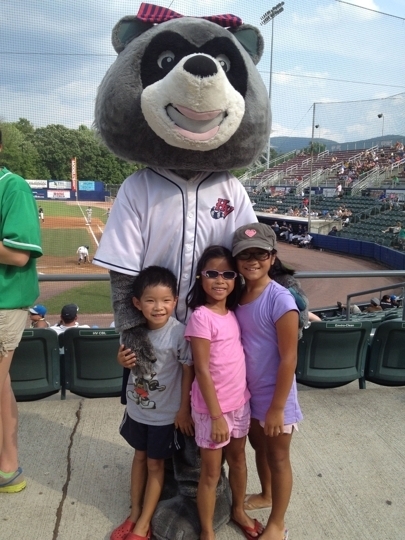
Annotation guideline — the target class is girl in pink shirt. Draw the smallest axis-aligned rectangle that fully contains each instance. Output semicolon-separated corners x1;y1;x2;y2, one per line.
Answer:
185;245;263;540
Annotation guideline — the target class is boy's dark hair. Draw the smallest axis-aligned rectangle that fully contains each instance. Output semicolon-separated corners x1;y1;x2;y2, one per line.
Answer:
187;245;242;311
133;265;178;299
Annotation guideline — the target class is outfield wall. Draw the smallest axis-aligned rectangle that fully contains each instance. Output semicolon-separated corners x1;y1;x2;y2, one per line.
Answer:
310;234;405;270
26;179;109;201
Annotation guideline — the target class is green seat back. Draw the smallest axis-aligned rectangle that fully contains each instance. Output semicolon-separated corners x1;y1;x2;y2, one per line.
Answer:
10;329;61;401
63;328;122;398
297;321;372;388
365;320;405;386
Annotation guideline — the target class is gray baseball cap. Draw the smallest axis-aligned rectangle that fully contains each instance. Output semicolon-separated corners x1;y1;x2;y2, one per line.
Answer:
232;222;277;257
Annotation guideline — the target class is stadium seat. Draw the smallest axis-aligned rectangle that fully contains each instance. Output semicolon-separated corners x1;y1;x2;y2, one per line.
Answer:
362;320;405;387
10;329;61;401
62;327;122;398
296;321;372;389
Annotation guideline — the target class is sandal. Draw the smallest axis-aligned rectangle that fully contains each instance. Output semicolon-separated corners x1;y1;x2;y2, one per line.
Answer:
231;518;264;540
110;517;136;540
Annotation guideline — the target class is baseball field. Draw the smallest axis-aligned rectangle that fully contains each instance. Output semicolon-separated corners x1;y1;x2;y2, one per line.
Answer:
35;200;112;322
35;200;404;326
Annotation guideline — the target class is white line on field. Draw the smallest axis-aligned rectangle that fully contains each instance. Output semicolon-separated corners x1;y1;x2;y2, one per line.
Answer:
97;225;104;234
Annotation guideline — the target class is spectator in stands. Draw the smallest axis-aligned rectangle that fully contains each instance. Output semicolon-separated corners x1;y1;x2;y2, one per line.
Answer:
382;221;402;234
29;304;50;328
328;226;338;236
364;298;383;313
51;304;90;338
390;295;401;308
335;182;343;198
380;295;393;310
336;301;361;315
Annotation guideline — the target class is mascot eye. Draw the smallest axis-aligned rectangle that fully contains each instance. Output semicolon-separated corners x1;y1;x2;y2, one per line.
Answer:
216;54;231;72
157;51;176;71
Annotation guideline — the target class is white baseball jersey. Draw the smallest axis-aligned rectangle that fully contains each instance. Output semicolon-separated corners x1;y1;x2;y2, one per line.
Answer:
93;167;257;323
77;246;89;257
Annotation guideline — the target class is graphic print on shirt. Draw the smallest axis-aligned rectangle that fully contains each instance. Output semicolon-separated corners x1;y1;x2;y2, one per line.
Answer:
127;372;167;410
210;198;234;219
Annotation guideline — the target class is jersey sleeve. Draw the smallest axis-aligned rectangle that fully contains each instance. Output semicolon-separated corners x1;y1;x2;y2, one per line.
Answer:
92;174;144;275
2;182;42;257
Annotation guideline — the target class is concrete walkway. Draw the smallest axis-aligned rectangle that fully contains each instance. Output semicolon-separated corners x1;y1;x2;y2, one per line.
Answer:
2;382;404;540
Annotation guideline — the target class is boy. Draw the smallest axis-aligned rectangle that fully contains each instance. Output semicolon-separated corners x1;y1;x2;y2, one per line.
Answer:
111;266;194;540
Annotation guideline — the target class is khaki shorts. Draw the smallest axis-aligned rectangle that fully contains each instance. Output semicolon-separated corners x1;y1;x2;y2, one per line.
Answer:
0;309;28;355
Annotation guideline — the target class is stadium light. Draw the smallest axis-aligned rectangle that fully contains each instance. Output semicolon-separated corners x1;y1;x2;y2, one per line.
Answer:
377;113;384;139
261;2;285;168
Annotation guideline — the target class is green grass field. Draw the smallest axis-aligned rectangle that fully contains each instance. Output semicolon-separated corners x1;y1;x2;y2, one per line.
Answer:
44;282;112;315
37;200;108;222
41;229;95;257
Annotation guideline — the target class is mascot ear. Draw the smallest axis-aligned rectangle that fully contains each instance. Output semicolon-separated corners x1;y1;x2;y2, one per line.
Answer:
112;16;154;53
230;24;264;65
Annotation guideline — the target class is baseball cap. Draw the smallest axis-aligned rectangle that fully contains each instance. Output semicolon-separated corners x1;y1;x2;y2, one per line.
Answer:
61;304;79;321
29;304;47;317
370;297;380;306
232;223;277;257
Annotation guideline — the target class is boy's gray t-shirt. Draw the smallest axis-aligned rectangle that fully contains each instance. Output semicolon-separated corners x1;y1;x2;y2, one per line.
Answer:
126;317;192;426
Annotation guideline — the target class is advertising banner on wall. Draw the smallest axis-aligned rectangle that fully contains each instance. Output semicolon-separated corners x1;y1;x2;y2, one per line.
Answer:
47;190;71;199
79;180;95;191
26;179;48;189
49;180;72;189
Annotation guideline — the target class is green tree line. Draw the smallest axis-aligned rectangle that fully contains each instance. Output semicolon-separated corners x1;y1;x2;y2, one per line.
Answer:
0;118;139;184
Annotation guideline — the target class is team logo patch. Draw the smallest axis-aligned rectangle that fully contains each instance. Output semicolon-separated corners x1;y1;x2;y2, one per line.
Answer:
210;198;234;219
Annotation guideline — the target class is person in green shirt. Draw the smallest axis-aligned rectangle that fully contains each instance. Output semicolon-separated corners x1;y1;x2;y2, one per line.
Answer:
0;130;42;493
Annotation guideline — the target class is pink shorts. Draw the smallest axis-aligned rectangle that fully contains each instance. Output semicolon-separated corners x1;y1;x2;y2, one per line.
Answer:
192;401;251;450
259;421;298;434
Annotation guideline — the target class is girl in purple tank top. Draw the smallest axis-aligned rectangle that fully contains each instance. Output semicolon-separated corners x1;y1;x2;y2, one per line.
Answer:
232;223;302;540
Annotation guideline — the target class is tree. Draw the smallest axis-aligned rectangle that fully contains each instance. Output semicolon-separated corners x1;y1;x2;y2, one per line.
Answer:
301;141;326;155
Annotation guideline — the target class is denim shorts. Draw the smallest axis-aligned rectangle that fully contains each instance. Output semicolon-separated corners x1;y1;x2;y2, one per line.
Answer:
0;309;28;355
192;400;251;450
119;410;183;459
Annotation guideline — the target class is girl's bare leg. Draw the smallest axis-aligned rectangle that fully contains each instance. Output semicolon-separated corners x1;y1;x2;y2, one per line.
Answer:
261;433;293;540
225;436;262;537
245;419;272;510
198;448;223;540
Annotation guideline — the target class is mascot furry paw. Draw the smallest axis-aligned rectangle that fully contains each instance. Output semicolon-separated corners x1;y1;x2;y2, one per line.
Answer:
93;3;270;539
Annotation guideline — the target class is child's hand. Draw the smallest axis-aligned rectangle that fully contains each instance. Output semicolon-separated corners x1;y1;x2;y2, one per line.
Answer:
175;408;194;437
117;344;136;368
211;415;229;444
263;407;284;437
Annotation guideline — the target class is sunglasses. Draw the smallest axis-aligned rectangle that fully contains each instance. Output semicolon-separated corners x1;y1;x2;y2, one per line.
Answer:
236;251;271;261
200;270;238;280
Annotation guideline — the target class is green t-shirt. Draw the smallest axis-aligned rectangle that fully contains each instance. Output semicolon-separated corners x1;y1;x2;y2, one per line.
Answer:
0;167;43;309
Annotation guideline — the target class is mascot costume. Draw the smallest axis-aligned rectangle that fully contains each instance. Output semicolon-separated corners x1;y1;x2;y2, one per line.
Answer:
93;3;270;539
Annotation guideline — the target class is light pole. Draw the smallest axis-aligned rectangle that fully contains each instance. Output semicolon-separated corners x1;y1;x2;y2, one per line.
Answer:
377;113;384;139
308;104;316;234
261;2;285;169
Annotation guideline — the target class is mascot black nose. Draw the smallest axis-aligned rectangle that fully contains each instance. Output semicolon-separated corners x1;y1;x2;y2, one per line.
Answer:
183;55;218;78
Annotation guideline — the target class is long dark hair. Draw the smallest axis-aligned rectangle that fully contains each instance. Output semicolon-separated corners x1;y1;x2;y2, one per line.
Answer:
187;245;242;311
269;250;295;278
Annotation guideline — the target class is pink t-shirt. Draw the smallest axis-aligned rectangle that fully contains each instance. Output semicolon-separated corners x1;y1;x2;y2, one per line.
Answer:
185;306;250;414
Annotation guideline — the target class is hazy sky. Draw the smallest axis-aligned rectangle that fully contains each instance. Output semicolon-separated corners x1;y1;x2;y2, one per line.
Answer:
1;0;404;144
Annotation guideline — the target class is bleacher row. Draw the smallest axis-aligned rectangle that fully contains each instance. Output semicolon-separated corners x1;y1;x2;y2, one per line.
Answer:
10;316;405;403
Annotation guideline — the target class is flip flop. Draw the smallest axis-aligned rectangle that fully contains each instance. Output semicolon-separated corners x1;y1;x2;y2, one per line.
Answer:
110;517;135;540
244;494;272;511
284;529;289;540
231;518;264;540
